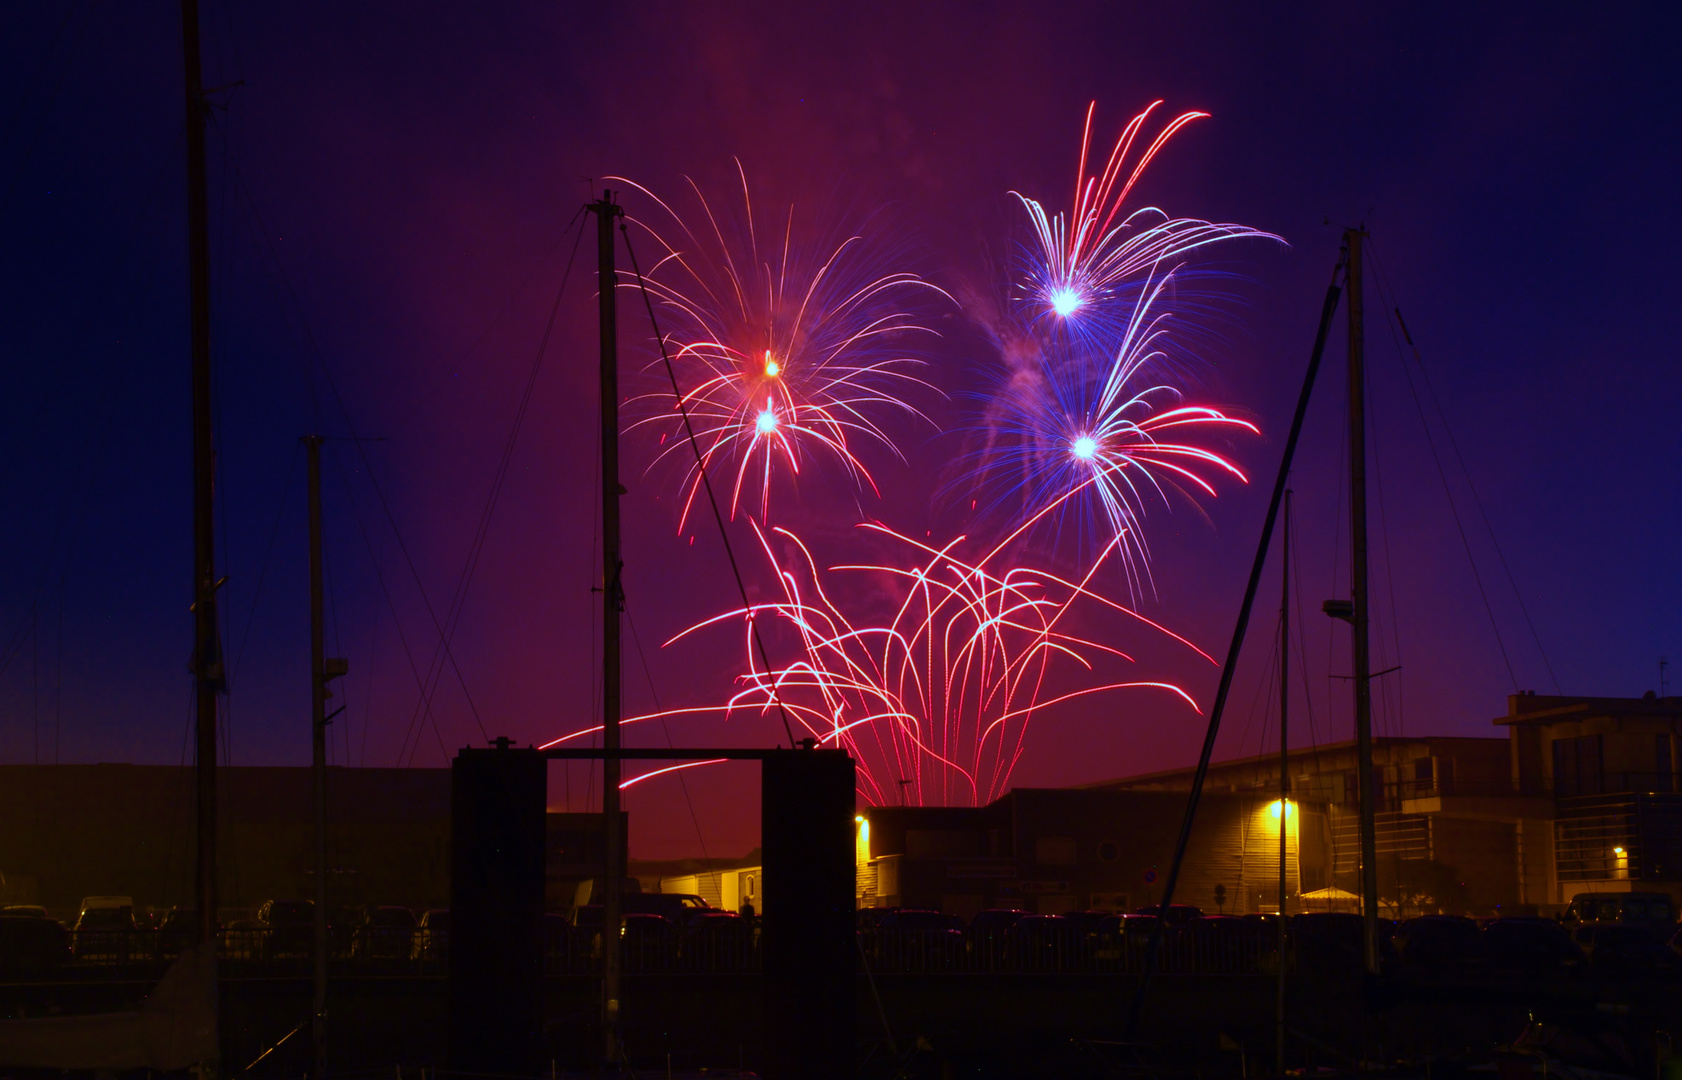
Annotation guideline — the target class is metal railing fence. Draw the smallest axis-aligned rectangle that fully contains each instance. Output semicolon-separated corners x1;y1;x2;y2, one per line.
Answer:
3;923;1299;979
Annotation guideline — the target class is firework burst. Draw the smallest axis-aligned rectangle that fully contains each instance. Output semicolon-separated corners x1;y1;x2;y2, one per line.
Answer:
1013;101;1280;341
612;165;952;529
544;523;1207;806
960;266;1258;601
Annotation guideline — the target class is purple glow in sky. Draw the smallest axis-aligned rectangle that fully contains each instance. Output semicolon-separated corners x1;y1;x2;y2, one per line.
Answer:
0;1;1676;859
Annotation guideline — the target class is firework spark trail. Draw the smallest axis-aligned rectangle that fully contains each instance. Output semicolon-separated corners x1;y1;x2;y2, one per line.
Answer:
960;265;1258;600
556;105;1276;805
543;523;1206;806
1013;101;1281;333
609;165;952;530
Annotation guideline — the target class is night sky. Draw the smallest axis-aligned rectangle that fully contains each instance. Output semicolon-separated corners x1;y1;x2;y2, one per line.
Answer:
1;1;1677;859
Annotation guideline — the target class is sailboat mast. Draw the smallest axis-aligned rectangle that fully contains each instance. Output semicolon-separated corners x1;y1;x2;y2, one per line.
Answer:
1276;489;1290;1073
181;0;221;951
591;193;625;1065
305;437;329;1080
1345;226;1380;973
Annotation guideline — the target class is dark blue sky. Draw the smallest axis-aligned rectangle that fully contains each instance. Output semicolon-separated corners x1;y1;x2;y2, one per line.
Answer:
1;1;1676;857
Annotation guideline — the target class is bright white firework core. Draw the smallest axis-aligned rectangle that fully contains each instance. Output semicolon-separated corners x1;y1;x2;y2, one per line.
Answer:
1071;435;1098;460
756;409;778;435
1050;287;1084;317
764;349;780;378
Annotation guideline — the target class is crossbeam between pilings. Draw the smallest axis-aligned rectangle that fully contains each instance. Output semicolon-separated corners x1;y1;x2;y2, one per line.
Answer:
538;746;834;761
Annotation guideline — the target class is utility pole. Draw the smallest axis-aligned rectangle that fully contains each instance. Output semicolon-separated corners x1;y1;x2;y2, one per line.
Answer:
181;0;221;969
1345;226;1381;975
1276;489;1291;1075
305;438;346;1079
590;192;625;1067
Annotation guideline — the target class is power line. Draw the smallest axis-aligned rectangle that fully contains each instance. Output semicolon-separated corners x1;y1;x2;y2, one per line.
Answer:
624;600;711;860
329;449;448;766
1363;243;1538;692
221;157;491;749
403;210;588;754
619;225;799;747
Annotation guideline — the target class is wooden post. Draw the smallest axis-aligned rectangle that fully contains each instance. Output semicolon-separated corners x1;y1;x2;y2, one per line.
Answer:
591;193;625;1065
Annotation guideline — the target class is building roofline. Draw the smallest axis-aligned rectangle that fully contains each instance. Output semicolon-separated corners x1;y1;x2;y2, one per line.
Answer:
1494;693;1682;725
1075;734;1504;790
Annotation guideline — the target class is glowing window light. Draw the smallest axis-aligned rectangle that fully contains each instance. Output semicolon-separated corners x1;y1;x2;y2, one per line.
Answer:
1268;799;1294;820
1613;846;1626;856
1072;435;1098;460
756;409;778;434
764;350;780;378
1050;287;1083;317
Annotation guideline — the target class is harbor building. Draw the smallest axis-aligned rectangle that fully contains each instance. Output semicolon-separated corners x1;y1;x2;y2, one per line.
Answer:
1497;691;1682;903
858;694;1682;917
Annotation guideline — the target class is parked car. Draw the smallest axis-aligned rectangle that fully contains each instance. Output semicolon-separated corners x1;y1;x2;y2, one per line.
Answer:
1482;917;1583;972
872;909;964;970
624;892;713;927
1083;913;1154;965
354;906;416;960
1090;915;1125;965
156;908;200;959
964;908;1027;965
1288;912;1367;973
257;899;315;961
1133;904;1204;928
619;913;679;971
412;909;450;962
1570;923;1682;974
1393;915;1484;969
1185;916;1267;970
1561;891;1677;943
1004;914;1081;970
857;907;897;929
222;918;264;961
681;910;752;971
2;905;50;921
1059;910;1114;942
72;896;136;961
79;896;134;915
328;906;362;959
856;906;895;957
542;911;580;969
0;916;70;977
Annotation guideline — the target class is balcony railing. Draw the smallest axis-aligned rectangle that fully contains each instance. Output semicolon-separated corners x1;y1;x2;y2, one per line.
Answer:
1558;772;1679;797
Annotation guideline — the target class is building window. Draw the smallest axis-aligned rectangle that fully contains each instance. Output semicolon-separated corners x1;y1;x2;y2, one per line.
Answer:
907;829;979;858
1410;757;1435;798
1035;836;1078;866
1552;734;1603;797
